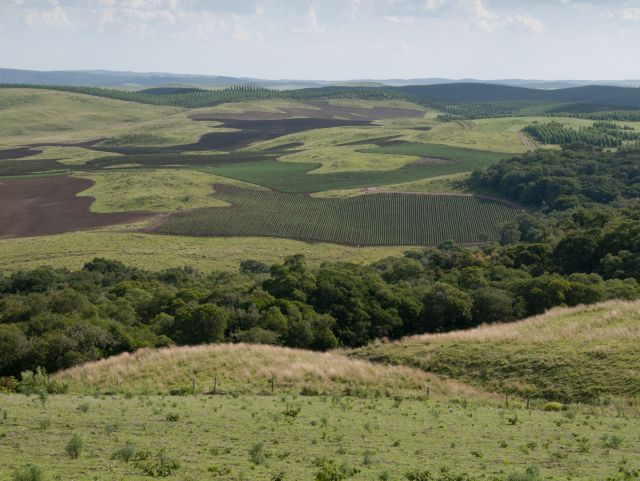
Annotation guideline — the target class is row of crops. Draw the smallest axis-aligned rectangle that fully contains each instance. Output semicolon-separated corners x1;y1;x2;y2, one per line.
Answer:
152;185;522;245
523;121;640;147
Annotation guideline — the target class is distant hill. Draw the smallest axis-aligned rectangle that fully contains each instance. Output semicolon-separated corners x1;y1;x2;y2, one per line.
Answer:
398;83;640;109
2;68;640;90
352;301;640;402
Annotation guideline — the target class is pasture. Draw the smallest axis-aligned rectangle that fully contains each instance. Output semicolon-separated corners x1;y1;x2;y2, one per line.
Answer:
354;301;640;402
151;184;522;246
1;341;638;481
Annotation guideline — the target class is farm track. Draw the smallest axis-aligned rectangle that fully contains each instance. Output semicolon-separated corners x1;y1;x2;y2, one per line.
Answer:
0;176;151;239
519;132;534;151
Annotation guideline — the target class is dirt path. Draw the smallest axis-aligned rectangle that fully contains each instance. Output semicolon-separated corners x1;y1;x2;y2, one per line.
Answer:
0;176;152;239
519;132;534;151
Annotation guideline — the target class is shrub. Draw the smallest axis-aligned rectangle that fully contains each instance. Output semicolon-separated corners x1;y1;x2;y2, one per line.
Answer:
65;435;83;459
507;466;541;481
12;465;44;481
314;458;360;481
544;402;563;412
76;402;90;413
165;413;179;422
134;449;180;477
249;442;267;465
0;376;19;393
111;441;137;462
601;434;623;449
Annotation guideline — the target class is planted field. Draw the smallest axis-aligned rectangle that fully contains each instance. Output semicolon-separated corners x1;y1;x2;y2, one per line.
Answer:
151;184;522;245
360;142;511;164
203;151;505;193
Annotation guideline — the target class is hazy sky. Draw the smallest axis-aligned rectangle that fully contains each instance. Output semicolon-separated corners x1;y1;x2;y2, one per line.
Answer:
1;0;640;80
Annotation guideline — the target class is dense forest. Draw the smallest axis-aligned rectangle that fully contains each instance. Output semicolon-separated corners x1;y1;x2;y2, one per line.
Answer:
471;147;640;210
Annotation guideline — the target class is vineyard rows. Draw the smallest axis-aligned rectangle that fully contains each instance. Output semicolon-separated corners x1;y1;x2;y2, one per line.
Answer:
152;185;522;246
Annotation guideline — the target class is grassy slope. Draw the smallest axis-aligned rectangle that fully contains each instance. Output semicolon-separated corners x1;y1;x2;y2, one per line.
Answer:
75;170;262;213
353;301;640;402
0;228;408;272
54;343;464;397
0;88;181;147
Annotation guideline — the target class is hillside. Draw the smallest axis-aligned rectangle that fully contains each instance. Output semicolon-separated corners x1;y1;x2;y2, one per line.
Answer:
54;343;477;398
353;301;640;402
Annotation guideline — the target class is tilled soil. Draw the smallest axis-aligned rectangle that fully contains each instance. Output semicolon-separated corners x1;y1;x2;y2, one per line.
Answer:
0;176;151;239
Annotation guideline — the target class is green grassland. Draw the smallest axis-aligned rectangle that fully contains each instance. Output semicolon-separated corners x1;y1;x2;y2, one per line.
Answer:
4;392;638;481
23;146;124;166
0;88;182;147
312;173;470;198
0;228;408;272
2;340;639;481
75;170;261;213
353;301;640;402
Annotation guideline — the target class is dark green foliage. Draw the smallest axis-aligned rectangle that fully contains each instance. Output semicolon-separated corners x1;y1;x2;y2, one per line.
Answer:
12;465;44;481
523;121;640;148
65;434;83;459
133;449;180;477
110;441;137;462
471;147;640;211
314;458;360;481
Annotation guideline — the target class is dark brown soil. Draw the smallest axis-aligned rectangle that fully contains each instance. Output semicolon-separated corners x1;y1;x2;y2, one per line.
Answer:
0;147;42;160
0;176;151;239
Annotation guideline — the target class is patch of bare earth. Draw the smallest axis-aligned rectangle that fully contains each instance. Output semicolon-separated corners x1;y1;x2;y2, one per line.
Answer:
0;176;151;239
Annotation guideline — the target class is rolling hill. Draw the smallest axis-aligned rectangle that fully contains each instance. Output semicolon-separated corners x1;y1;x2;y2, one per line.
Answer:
352;301;640;402
53;343;479;398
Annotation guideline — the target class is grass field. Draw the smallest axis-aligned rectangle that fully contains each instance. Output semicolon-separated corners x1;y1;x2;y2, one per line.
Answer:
152;184;522;245
2;339;639;481
0;228;408;272
0;88;182;147
76;170;261;213
3;392;638;481
353;301;640;402
54;344;455;397
201;149;504;193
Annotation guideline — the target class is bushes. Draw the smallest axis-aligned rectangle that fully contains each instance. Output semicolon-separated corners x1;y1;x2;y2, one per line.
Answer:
65;434;83;459
12;465;44;481
133;449;180;477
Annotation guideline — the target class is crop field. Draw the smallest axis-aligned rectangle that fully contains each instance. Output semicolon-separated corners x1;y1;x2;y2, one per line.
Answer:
151;184;522;245
359;142;511;164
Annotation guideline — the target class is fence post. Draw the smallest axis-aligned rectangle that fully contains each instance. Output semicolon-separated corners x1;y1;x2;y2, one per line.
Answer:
271;377;275;394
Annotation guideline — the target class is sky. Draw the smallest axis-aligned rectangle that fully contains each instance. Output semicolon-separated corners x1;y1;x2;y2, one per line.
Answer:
1;0;640;80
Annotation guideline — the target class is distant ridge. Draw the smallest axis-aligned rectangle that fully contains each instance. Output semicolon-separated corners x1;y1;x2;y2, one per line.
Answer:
2;68;640;90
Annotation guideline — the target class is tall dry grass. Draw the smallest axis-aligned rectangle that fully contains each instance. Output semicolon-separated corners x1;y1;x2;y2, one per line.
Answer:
400;300;640;345
54;343;484;398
